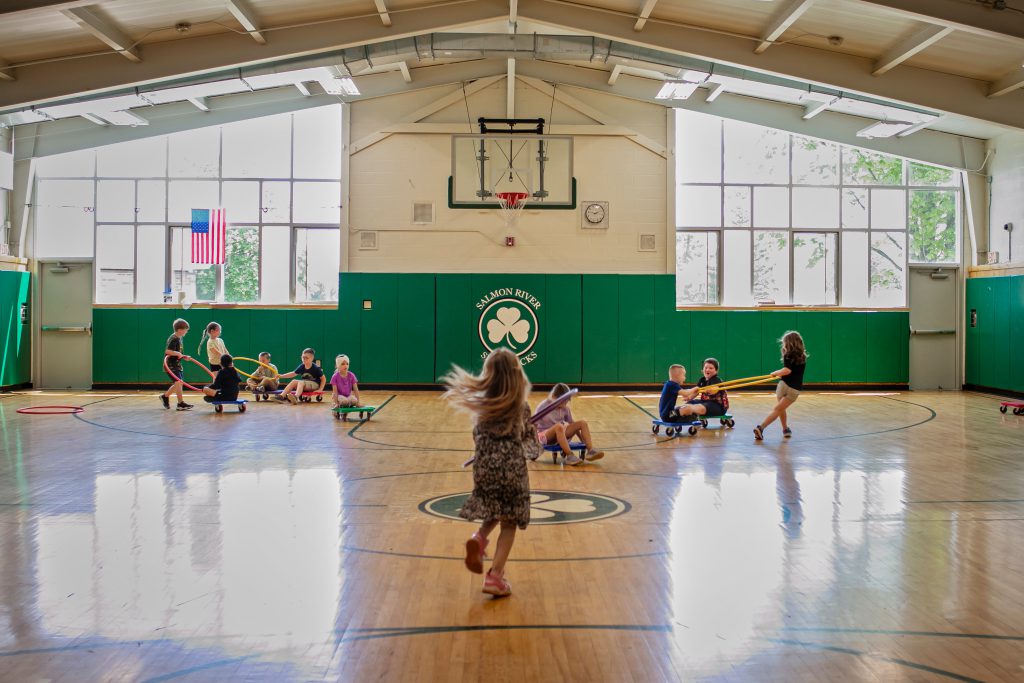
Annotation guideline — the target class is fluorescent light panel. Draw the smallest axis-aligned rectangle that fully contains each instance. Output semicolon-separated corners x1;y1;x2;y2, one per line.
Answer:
142;79;249;104
656;81;700;100
856;121;913;139
320;76;360;96
38;94;147;119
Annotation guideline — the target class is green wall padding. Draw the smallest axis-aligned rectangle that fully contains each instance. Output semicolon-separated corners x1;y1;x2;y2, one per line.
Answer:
0;271;31;388
93;273;910;386
966;275;1024;393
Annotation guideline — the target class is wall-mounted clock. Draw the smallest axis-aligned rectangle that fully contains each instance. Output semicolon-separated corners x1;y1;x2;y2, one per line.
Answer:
582;201;609;229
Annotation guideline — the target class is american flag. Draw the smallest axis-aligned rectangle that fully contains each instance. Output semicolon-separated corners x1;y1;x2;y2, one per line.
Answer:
191;208;226;264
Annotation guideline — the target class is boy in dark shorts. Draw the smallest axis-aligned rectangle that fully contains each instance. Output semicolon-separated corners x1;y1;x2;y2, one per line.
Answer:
161;318;193;411
203;354;242;404
658;364;688;423
676;358;729;419
275;348;326;404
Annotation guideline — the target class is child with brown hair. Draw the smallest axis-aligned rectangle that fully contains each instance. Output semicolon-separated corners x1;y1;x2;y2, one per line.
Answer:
533;383;604;465
442;348;540;598
160;318;193;411
754;331;808;440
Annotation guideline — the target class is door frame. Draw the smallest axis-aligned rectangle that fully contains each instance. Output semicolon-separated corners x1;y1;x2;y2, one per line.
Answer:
33;258;94;389
908;264;961;391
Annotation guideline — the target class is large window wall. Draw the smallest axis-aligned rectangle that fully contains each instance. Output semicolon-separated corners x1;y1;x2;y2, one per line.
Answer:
34;105;342;304
675;110;961;308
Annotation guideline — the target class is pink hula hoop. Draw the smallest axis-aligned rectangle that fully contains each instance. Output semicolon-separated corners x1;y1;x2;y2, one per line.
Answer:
163;355;216;393
16;406;85;415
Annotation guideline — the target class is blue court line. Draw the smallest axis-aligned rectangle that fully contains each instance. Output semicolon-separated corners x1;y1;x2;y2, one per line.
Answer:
140;655;256;682
766;637;984;683
782;626;1024;641
905;499;1024;505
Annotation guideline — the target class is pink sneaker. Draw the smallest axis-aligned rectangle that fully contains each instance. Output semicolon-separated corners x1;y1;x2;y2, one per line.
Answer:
464;532;488;574
482;570;511;597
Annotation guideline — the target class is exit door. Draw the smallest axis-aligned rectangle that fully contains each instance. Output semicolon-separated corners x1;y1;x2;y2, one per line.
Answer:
908;266;959;391
38;261;93;389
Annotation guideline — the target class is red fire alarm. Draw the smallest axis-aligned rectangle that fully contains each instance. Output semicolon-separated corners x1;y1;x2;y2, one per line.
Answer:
505;236;515;247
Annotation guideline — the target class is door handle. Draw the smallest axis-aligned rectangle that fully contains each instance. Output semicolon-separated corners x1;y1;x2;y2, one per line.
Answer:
909;328;955;336
42;324;92;335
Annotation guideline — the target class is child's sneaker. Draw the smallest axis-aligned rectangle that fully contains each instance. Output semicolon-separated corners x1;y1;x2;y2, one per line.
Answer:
585;449;605;462
464;532;488;574
286;393;299;405
273;394;288;403
482;570;511;597
783;428;792;438
564;452;582;466
176;402;193;411
753;424;764;440
160;394;170;409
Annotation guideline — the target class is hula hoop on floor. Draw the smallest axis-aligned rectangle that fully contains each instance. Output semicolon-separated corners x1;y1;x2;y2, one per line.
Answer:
163;355;216;393
233;356;280;381
16;406;85;415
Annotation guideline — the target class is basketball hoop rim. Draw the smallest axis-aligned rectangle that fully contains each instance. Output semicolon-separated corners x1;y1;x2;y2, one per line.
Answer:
496;191;529;209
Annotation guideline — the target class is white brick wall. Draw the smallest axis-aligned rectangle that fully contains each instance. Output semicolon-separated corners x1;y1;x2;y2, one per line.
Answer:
988;131;1024;264
348;80;668;274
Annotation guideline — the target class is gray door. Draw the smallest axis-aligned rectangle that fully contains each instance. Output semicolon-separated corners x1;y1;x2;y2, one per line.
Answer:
39;261;93;389
908;266;958;391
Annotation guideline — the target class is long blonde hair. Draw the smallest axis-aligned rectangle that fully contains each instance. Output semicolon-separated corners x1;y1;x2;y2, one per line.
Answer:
780;330;808;364
441;348;530;434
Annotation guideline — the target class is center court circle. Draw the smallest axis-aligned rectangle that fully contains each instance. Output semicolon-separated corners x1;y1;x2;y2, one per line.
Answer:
419;490;631;525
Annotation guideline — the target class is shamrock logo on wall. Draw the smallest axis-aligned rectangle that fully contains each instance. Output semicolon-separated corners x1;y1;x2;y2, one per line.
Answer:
478;298;539;357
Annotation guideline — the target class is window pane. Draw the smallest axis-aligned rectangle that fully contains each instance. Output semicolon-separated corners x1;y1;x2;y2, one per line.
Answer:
909;162;956;187
793;232;837;305
724;186;750;227
261;226;291;304
169;127;219;178
224;227;259;303
753;187;788;228
753;231;790;304
842;232;869;307
136;225;166;304
677;110;722;183
37;149;95;178
170;228;218;302
168;181;219;222
293;106;342;179
724;120;789;184
137;180;166;223
722;230;752;306
675;232;719;305
870;232;906;307
293;182;341;224
262;181;290;223
97;137;166;178
792;136;838;185
295;229;339;302
34;179;94;257
792;188;839;229
842;148;902;185
677;185;721;227
222;181;260;224
870;189;906;230
222;114;290;178
841;188;868;229
96;225;134;304
96;180;134;222
909;190;958;263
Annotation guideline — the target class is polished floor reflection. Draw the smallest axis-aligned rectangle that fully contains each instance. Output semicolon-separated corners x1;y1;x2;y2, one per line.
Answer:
0;390;1021;681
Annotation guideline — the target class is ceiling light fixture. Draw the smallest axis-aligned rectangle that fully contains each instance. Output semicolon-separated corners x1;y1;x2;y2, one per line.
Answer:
856;121;914;139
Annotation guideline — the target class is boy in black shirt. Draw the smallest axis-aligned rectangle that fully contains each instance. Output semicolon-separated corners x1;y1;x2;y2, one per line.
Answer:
203;354;242;403
161;318;193;411
275;348;326;404
676;358;729;418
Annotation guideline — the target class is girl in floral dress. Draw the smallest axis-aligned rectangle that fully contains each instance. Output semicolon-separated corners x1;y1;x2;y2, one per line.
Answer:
442;348;539;597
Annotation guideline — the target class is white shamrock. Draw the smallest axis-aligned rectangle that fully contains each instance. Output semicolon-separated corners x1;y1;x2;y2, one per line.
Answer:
486;306;531;349
529;493;596;520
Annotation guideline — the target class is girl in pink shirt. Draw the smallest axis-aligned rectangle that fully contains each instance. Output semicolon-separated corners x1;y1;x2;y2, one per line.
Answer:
533;383;604;465
330;355;361;413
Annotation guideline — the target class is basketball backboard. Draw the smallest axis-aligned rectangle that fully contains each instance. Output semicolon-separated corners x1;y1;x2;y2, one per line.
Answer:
449;134;575;209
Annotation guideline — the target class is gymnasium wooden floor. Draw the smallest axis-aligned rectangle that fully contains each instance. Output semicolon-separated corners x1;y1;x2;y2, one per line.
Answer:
0;389;1021;682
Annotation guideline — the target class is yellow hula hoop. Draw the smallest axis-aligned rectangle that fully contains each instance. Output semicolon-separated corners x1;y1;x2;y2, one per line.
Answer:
233;356;280;381
703;377;777;393
699;374;776;393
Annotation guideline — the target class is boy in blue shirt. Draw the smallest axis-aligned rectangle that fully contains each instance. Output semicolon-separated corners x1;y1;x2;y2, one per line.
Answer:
658;364;687;423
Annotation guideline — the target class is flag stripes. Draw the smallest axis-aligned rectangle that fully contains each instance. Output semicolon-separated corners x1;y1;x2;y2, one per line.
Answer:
191;208;226;264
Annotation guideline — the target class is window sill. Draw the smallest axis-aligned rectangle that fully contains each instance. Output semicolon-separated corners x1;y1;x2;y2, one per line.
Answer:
93;302;338;309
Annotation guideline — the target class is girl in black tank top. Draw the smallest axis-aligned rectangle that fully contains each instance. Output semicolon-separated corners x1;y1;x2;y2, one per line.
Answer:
754;331;807;441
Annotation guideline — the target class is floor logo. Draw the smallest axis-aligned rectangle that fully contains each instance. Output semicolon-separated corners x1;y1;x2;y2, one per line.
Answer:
476;288;541;365
419;490;630;525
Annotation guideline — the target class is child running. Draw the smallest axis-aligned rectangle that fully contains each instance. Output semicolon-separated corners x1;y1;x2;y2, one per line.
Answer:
533;383;604;465
246;351;279;395
675;358;729;419
202;354;242;404
330;354;361;418
443;348;540;598
161;318;193;411
754;331;808;440
198;322;229;371
275;348;326;404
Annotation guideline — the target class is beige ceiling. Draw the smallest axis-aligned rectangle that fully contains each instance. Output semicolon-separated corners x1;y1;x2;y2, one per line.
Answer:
0;0;1021;132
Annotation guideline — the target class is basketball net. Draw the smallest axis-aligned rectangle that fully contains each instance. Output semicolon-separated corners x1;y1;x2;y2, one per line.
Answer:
496;192;528;230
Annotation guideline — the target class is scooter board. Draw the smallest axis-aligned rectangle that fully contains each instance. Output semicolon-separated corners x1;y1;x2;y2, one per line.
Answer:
651;418;702;437
333;405;376;421
212;400;247;413
1000;401;1024;415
